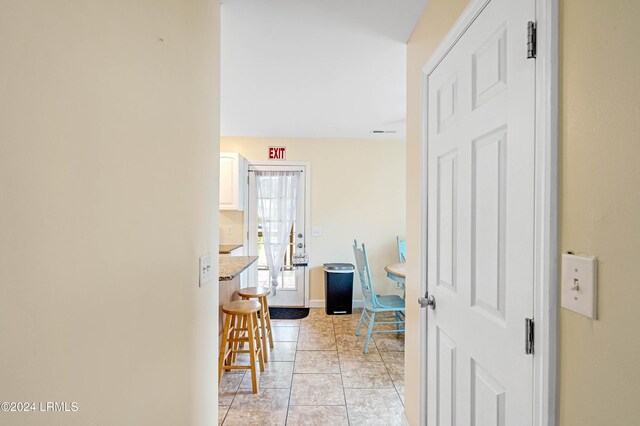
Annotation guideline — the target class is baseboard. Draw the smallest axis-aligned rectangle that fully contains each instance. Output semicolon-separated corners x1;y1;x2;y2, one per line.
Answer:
308;299;364;309
307;299;324;308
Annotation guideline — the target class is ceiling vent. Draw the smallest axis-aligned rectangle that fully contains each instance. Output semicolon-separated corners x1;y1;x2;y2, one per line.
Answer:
370;130;397;134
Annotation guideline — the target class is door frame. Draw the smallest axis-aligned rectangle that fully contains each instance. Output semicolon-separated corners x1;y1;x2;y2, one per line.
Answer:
417;0;558;425
246;161;312;308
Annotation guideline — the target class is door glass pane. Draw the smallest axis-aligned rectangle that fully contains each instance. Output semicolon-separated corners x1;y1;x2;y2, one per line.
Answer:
256;213;297;290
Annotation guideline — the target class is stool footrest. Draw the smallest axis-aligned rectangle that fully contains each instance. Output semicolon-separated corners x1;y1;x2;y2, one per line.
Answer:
222;365;250;371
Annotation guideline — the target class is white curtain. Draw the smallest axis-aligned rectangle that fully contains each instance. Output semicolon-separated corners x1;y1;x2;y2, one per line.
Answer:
256;170;300;294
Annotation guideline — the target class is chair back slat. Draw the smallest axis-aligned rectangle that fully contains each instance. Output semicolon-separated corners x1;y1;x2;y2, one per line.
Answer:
397;236;407;263
353;240;378;308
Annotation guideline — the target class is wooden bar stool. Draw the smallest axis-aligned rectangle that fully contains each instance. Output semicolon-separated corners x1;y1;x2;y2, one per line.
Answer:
218;299;264;394
237;286;274;363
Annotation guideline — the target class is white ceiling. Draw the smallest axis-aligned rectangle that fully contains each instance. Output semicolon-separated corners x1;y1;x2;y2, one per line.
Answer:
220;0;428;139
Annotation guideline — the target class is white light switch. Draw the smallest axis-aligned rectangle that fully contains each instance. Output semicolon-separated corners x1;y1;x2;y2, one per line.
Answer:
312;227;322;237
199;254;213;287
561;253;597;319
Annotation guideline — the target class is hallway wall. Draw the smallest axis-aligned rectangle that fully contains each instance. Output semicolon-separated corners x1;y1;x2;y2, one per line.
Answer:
405;0;640;424
557;0;640;424
0;1;221;424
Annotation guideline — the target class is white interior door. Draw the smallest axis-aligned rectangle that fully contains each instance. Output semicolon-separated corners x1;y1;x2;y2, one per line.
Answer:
248;165;307;307
426;0;536;424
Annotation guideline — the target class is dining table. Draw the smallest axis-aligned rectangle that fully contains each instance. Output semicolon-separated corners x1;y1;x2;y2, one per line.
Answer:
385;262;406;285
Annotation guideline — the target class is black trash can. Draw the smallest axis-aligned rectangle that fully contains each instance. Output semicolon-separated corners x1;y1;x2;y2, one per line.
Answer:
323;263;355;315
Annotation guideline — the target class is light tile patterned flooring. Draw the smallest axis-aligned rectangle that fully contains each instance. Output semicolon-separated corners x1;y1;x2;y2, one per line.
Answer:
218;308;405;426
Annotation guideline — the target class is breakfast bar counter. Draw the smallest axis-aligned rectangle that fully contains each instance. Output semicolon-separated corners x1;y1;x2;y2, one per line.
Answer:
219;256;257;281
218;256;257;346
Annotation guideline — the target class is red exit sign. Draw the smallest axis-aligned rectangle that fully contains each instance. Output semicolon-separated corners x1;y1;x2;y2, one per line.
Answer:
268;146;286;160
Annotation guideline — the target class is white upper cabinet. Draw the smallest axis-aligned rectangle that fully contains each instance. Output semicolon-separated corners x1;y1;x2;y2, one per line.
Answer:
219;152;246;211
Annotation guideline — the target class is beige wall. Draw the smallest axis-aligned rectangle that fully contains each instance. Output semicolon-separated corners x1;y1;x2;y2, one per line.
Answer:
220;210;245;245
0;1;220;425
405;0;640;425
558;0;640;424
221;137;406;303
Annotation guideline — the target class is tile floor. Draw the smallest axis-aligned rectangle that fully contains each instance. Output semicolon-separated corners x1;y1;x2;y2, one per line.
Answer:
218;308;405;426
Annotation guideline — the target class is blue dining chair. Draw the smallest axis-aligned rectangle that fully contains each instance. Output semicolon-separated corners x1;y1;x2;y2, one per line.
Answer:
397;236;406;263
353;239;405;353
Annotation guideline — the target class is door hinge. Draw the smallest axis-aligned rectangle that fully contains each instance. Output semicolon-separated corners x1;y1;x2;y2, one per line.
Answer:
525;318;535;354
527;21;537;59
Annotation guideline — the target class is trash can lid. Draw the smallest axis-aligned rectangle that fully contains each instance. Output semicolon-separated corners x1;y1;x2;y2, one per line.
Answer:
323;263;355;272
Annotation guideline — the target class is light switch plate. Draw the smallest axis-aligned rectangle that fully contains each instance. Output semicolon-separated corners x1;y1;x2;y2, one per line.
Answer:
199;254;213;287
312;227;322;237
561;253;597;319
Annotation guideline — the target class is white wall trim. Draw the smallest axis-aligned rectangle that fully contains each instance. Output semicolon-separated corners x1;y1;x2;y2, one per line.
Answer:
417;58;430;426
533;0;559;424
417;1;558;425
421;0;491;75
308;299;364;309
308;299;324;308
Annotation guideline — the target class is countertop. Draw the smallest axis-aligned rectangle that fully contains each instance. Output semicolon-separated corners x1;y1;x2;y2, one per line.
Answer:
219;256;258;281
219;244;243;254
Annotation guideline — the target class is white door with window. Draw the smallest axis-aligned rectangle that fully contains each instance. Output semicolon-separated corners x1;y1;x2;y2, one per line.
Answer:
247;164;307;307
425;0;536;424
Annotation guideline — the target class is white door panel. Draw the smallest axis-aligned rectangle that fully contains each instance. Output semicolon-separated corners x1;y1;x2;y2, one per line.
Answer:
426;0;536;424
